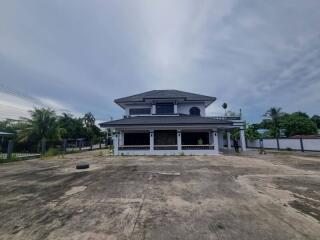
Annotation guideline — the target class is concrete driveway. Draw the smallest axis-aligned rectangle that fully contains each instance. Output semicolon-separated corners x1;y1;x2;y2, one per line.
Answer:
0;150;319;240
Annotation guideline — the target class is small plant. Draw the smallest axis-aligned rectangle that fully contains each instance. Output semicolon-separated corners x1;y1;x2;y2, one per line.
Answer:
179;152;185;156
45;148;61;157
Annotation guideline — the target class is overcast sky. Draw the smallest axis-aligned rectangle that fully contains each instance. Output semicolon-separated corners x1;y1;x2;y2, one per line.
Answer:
1;0;320;123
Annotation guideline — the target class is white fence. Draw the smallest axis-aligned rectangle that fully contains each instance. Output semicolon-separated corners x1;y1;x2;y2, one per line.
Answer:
247;138;320;152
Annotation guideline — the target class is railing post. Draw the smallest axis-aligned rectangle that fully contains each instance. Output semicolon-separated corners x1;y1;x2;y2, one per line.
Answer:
99;137;102;149
7;140;14;160
300;138;304;152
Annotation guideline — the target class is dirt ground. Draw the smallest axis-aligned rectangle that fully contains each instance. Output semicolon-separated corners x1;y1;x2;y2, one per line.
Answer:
0;150;319;240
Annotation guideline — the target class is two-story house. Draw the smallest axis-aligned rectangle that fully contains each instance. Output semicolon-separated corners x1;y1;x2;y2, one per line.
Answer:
99;90;246;155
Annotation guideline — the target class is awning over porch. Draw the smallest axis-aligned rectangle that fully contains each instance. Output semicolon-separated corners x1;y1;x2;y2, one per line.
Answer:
99;115;233;129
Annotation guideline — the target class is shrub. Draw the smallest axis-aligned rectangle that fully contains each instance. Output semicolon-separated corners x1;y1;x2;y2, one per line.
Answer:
45;148;61;157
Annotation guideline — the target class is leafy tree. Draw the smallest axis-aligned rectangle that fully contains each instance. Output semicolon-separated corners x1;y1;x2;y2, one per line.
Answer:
83;112;95;128
83;112;101;141
230;125;261;140
245;125;261;140
263;107;284;137
18;108;64;142
58;113;86;139
280;113;317;137
311;115;320;129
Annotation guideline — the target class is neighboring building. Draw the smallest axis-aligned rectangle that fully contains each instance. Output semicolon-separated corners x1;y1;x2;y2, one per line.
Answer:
99;90;246;155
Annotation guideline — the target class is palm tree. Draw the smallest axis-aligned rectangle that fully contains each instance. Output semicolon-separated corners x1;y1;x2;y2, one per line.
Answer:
83;112;95;128
221;102;228;116
58;113;85;139
83;112;99;141
18;108;64;142
263;107;283;137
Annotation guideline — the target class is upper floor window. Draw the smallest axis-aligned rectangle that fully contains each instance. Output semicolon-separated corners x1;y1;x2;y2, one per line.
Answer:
129;108;151;115
156;103;174;114
189;107;200;116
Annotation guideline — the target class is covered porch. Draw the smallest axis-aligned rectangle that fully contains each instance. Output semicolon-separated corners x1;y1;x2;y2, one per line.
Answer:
113;127;246;155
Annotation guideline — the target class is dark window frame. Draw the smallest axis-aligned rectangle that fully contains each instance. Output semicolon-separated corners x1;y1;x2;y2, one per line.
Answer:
129;108;151;115
189;107;201;116
156;103;174;115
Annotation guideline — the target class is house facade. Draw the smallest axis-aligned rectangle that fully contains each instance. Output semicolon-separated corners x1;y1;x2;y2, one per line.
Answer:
100;90;246;155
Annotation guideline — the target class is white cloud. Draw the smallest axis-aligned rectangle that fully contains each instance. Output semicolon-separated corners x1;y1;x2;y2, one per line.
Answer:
0;92;35;119
0;0;320;122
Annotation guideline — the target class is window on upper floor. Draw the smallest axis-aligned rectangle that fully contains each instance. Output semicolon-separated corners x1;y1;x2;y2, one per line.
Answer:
129;108;151;115
156;103;174;114
189;107;201;116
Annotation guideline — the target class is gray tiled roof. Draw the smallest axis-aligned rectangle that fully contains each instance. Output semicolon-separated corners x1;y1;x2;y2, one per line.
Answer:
114;90;216;104
99;115;231;127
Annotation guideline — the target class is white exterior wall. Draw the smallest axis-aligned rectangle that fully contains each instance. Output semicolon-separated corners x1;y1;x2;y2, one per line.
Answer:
247;138;320;152
124;102;206;116
247;140;260;148
303;139;320;151
263;139;278;149
279;139;301;150
177;103;206;116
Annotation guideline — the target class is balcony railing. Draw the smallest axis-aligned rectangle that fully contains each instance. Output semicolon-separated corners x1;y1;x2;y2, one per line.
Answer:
154;145;178;150
209;116;241;120
118;145;215;151
119;145;150;150
182;145;214;150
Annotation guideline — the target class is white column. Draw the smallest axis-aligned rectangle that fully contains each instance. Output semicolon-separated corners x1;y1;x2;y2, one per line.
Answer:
227;131;231;149
151;104;156;114
112;133;119;155
174;103;178;114
120;131;124;146
177;130;182;151
240;128;247;151
212;130;219;154
209;131;213;145
218;131;224;149
150;130;154;151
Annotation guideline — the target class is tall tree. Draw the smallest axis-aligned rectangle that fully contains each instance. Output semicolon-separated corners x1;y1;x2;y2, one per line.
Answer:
58;113;86;139
263;107;283;137
311;115;320;129
18;108;64;142
280;113;317;137
83;112;101;140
